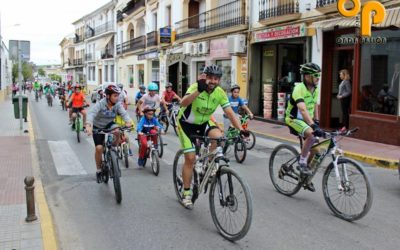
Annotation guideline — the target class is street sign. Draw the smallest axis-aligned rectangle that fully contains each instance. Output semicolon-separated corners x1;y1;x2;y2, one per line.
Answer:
160;27;171;44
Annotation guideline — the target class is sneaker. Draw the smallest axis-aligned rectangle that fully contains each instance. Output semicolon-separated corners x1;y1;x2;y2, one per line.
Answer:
137;158;145;167
96;171;102;183
304;182;316;192
297;163;312;176
181;189;193;209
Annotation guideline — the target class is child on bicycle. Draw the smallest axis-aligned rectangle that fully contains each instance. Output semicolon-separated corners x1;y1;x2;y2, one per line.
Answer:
136;107;164;167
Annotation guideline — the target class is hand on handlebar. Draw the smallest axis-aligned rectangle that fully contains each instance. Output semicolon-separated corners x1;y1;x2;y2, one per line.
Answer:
311;124;325;138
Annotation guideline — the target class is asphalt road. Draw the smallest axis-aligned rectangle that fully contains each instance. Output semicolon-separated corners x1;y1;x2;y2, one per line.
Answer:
29;94;400;250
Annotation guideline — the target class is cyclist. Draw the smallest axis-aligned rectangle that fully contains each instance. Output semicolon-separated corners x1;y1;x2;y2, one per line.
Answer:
178;64;248;209
135;85;146;104
86;84;132;182
33;81;41;100
44;83;54;105
117;83;129;110
161;82;181;112
285;62;324;187
223;84;254;136
136;82;168;117
136;107;164;167
39;83;43;99
68;84;88;128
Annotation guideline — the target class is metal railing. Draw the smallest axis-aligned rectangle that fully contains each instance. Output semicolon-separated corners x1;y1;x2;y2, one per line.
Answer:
85;21;114;38
85;53;93;61
316;0;338;8
74;34;84;43
73;58;83;66
119;35;146;54
175;0;247;40
101;48;114;59
259;0;299;20
122;0;145;17
147;31;158;47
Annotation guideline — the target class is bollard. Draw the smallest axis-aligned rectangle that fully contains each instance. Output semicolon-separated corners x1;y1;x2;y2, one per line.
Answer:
24;176;38;222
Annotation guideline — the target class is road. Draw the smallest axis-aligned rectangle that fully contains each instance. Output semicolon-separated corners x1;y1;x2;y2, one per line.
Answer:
29;94;400;250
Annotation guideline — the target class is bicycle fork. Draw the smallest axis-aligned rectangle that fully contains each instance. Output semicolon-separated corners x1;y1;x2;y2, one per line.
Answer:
332;148;348;192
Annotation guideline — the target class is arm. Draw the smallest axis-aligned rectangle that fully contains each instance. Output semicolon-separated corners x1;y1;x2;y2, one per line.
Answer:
314;104;320;122
297;102;314;125
180;91;200;107
153;117;164;131
136;117;145;133
136;99;144;114
242;105;253;118
174;93;182;102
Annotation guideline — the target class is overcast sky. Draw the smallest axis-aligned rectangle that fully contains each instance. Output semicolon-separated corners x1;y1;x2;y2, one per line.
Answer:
1;0;110;65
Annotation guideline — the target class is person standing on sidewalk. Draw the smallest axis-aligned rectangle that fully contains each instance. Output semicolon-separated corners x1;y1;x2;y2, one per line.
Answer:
337;69;352;129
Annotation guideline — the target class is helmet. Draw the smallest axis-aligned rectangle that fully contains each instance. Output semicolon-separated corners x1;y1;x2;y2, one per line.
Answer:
230;84;240;92
203;64;222;77
143;106;156;113
139;84;146;90
117;83;124;89
148;82;158;91
165;82;173;88
105;83;121;95
300;63;321;75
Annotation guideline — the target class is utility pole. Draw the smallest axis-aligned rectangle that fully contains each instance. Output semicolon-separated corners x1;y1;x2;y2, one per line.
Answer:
18;40;23;130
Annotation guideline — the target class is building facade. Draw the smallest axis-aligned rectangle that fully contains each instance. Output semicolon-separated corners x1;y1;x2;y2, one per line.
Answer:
0;40;12;90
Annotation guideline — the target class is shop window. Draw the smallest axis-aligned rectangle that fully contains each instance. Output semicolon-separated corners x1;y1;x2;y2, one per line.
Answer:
152;60;160;82
216;60;231;92
358;30;399;116
137;64;145;86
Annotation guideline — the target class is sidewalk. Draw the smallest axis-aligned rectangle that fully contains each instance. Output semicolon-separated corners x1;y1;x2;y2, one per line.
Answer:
213;107;399;169
0;95;57;250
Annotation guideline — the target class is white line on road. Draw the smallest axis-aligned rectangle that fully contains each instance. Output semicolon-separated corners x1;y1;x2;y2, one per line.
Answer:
48;141;87;175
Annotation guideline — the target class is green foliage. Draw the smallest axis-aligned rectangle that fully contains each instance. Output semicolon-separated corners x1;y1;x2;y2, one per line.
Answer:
48;74;62;82
38;68;46;77
12;63;18;83
22;62;33;81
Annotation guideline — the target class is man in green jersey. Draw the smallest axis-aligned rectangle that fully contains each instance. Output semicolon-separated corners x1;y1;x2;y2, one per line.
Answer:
285;63;325;188
177;64;248;209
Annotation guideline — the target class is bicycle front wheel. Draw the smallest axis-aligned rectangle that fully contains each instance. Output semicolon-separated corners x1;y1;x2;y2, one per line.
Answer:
244;131;256;150
269;144;302;196
322;158;373;221
209;166;252;241
157;135;164;158
151;150;160;176
122;144;129;168
110;150;122;204
76;117;80;143
234;139;247;164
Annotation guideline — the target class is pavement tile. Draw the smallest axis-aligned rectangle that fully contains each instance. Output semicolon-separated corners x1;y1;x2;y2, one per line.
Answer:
20;238;42;249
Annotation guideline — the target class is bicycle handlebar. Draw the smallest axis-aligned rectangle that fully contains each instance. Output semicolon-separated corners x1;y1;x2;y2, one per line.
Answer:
93;126;132;134
323;127;359;138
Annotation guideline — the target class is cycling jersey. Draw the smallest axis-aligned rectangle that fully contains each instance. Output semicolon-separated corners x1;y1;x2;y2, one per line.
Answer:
139;94;161;110
33;82;40;90
87;98;131;129
285;82;319;120
70;92;85;108
178;83;230;125
135;91;145;104
163;90;177;103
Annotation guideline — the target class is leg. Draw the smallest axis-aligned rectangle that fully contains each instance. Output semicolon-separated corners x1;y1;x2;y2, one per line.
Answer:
95;145;103;170
207;127;223;152
80;109;87;125
138;135;148;159
182;152;196;189
150;129;158;146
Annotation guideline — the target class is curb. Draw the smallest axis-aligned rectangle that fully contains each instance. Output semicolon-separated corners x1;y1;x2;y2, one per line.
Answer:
27;105;59;250
251;129;399;170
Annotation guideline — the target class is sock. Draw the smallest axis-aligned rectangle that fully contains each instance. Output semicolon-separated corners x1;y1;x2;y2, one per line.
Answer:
299;156;308;165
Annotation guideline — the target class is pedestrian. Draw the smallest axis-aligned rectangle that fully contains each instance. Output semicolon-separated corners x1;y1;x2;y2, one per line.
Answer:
337;69;352;129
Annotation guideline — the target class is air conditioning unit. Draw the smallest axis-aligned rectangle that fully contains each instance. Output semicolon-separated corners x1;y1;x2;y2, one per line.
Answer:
183;42;193;55
227;34;246;54
191;43;198;56
198;41;209;55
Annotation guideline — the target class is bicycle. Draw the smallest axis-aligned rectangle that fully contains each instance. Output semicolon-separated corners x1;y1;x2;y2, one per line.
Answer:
269;127;373;221
222;128;247;163
46;92;53;107
239;114;256;150
71;105;89;143
94;126;131;204
117;130;130;169
35;90;39;102
173;136;253;241
168;102;180;136
137;132;161;176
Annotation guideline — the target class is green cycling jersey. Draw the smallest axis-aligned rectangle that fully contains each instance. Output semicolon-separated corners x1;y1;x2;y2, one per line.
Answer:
33;82;41;91
285;82;319;120
178;83;231;125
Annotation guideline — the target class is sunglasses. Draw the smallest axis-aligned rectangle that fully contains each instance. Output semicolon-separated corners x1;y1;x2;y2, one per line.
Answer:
311;73;321;78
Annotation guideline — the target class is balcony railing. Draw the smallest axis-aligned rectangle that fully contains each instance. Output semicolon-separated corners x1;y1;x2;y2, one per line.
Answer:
122;0;146;17
259;0;299;20
147;31;158;47
119;35;146;54
85;21;114;38
316;0;338;8
101;48;114;59
85;53;93;61
74;34;84;43
73;58;84;66
117;10;123;22
175;0;247;40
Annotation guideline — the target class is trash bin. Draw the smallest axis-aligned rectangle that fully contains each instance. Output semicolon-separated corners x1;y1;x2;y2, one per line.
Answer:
12;95;28;119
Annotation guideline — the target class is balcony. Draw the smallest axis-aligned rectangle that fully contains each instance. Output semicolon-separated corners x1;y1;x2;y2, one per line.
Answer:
73;58;84;66
118;35;146;54
74;34;84;43
146;31;158;47
259;0;300;25
101;48;114;59
85;53;94;61
122;0;146;17
85;21;114;39
117;10;123;22
175;0;247;41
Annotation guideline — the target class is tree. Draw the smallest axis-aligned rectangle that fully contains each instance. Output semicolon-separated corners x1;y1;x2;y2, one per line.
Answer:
38;68;46;77
48;73;62;82
22;62;33;82
12;63;18;83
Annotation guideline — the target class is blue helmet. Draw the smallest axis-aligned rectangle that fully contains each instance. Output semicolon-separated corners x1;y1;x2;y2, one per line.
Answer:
148;82;158;91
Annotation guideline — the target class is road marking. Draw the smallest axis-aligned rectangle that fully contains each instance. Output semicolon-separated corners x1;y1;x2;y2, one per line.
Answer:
48;141;87;175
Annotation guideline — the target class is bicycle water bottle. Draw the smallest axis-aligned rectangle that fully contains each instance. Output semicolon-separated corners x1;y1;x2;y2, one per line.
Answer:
309;153;321;170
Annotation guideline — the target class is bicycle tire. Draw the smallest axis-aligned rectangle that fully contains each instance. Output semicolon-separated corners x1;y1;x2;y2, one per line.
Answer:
160;115;169;133
122;144;129;168
269;144;302;196
151;150;160;176
322;158;373;221
244;131;256;150
110;150;122;204
76;117;80;143
171;115;178;136
209;166;253;241
172;149;196;205
103;153;110;184
234;139;247;163
157;135;164;158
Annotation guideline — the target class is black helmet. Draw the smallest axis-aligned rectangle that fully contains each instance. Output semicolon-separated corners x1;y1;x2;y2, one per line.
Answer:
300;63;321;75
117;83;124;89
105;83;121;95
230;84;240;92
165;82;173;88
203;64;222;77
139;84;146;90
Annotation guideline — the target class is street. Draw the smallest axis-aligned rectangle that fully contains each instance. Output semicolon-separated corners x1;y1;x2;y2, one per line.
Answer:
28;94;400;250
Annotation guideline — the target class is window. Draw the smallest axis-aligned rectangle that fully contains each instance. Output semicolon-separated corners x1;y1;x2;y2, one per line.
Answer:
151;60;160;82
110;65;115;82
105;65;108;82
166;6;171;27
216;60;232;92
153;13;157;31
358;29;400;116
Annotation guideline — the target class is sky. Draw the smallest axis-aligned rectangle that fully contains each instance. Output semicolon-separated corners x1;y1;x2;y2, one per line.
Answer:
0;0;110;65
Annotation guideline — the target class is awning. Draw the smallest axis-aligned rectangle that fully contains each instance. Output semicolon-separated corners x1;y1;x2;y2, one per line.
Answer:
312;7;400;29
97;34;114;50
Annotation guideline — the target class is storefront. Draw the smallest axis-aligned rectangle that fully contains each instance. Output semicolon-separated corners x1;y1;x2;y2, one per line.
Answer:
166;47;190;97
249;23;309;121
138;50;160;88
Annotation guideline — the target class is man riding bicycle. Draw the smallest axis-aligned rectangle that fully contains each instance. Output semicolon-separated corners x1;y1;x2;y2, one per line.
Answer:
68;84;88;128
178;64;248;209
285;62;324;190
86;84;132;182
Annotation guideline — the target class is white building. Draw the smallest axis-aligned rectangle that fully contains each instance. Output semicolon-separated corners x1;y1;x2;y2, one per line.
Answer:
0;40;12;91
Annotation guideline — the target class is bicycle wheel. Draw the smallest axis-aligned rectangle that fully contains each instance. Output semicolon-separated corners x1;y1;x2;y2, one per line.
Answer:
322;158;373;221
159;115;169;133
157;135;164;158
76;117;80;143
110;150;122;204
171;115;178;136
172;150;196;204
209;166;253;241
244;131;256;150
151;150;160;176
269;144;302;196
234;139;247;164
122;144;129;168
102;153;110;184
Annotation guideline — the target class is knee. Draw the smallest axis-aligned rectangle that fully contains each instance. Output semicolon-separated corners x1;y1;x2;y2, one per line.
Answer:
95;145;103;153
185;154;196;165
208;128;222;138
